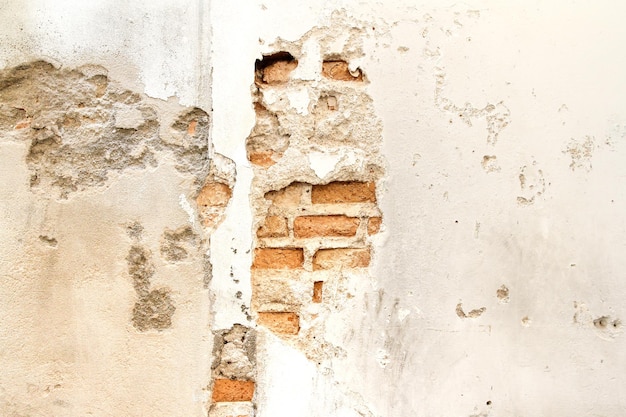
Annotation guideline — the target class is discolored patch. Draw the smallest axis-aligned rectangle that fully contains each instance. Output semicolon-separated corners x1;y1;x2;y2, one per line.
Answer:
132;288;176;331
160;225;199;262
456;302;486;319
0;61;212;199
125;230;176;331
127;245;155;297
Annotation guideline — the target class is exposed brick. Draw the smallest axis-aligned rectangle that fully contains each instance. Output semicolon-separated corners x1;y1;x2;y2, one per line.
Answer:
261;60;298;84
14;119;31;129
265;183;306;208
212;379;255;402
252;248;303;269
367;217;382;235
187;119;197;135
257;312;300;334
322;61;363;81
313;281;323;303
255;52;298;85
294;215;358;238
311;181;376;204
249;151;276;167
257;216;288;238
197;182;232;208
254;102;266;112
312;248;371;270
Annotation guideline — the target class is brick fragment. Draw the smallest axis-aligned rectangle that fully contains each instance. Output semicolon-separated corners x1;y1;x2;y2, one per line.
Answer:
367;217;382;235
322;61;363;81
196;181;232;229
14;119;31;129
312;248;371;270
249;151;276;167
261;60;298;84
264;183;306;208
294;215;358;238
252;248;303;269
187;119;197;135
212;379;255;402
311;181;376;204
257;312;300;334
255;52;298;85
197;182;232;208
313;281;323;303
257;216;288;238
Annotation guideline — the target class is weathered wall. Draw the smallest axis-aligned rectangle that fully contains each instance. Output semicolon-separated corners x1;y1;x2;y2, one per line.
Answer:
0;2;219;416
2;1;626;416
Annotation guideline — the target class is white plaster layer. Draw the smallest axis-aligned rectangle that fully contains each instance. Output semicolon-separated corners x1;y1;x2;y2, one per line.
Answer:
211;1;626;416
1;1;626;416
0;0;211;106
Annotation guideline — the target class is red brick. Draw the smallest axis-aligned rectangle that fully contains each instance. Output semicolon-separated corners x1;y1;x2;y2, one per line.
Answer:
294;215;358;238
311;181;376;204
264;61;297;84
212;379;255;402
257;312;300;334
367;217;382;235
255;52;298;85
197;182;232;208
252;248;303;269
313;281;323;303
187;119;197;135
322;61;363;81
257;216;289;238
312;248;371;270
249;151;276;167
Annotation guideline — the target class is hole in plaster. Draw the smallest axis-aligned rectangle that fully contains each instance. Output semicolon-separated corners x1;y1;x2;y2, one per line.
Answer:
322;60;363;81
255;52;298;86
327;96;338;110
594;316;610;329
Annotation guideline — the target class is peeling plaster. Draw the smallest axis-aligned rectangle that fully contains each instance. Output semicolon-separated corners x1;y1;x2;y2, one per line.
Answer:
2;1;626;416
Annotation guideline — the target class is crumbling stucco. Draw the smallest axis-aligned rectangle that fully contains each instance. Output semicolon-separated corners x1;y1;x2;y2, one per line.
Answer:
246;22;385;368
0;62;215;199
209;324;257;416
212;324;257;380
0;59;234;416
2;2;626;417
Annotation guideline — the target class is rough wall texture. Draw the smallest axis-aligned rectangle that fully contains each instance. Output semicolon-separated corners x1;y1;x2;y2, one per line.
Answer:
211;3;626;417
0;59;232;416
247;24;384;369
2;1;626;417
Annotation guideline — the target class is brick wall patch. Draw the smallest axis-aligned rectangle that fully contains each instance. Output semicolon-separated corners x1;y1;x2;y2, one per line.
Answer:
246;22;384;367
293;215;359;238
252;248;304;269
212;379;255;402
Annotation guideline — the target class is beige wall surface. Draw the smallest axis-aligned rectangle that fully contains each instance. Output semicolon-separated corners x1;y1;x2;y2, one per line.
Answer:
1;1;625;416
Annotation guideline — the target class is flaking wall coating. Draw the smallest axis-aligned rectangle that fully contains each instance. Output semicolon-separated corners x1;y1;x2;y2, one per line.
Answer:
0;60;233;416
2;1;626;416
208;3;626;417
247;20;385;369
1;62;212;199
209;324;257;414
